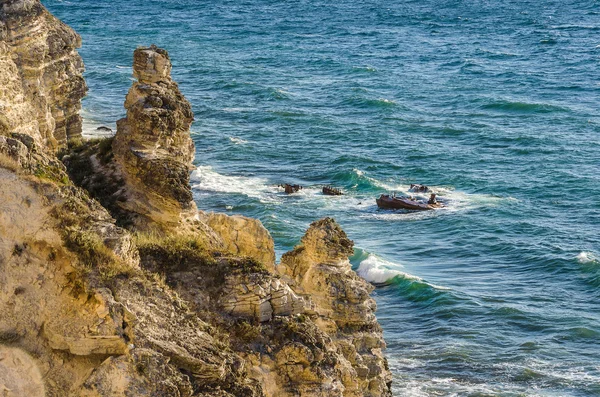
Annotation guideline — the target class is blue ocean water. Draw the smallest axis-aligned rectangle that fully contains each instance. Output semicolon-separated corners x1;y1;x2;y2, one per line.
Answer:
44;0;600;395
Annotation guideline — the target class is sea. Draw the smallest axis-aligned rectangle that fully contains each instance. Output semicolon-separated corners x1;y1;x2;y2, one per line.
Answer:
44;0;600;395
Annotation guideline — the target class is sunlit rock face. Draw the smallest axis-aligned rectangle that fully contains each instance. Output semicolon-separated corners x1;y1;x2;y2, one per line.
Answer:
280;218;393;397
111;45;197;231
0;0;87;151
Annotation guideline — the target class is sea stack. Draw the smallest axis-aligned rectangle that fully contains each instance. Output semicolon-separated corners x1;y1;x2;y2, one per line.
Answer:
111;45;196;231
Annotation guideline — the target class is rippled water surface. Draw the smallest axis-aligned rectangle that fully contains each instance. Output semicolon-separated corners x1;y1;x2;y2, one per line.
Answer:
45;0;600;395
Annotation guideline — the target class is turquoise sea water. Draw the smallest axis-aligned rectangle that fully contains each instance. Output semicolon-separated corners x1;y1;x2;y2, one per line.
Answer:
45;0;600;395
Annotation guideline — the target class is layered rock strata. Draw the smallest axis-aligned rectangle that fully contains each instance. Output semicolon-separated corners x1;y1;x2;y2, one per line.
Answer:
0;136;262;396
0;0;87;151
279;218;392;396
61;46;276;267
110;45;196;231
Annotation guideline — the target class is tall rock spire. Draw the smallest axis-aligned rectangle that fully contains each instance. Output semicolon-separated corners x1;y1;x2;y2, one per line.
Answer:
111;45;196;230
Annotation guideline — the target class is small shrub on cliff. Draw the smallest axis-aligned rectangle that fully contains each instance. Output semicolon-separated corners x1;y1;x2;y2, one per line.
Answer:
33;162;70;185
0;153;19;172
135;232;210;256
134;232;215;273
63;228;135;281
231;320;262;344
229;257;270;275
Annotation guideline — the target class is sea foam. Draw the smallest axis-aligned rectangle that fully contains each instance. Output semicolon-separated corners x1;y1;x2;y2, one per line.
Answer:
576;251;596;264
190;166;278;202
356;254;406;284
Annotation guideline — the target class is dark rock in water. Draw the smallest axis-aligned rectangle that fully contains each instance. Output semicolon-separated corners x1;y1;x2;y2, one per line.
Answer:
281;183;302;194
323;185;343;196
96;126;113;132
409;183;430;193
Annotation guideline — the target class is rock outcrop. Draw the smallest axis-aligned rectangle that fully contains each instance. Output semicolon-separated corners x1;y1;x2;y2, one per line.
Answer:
110;45;196;231
61;46;277;266
0;0;87;151
279;218;392;396
0;137;263;396
220;273;304;322
203;212;276;270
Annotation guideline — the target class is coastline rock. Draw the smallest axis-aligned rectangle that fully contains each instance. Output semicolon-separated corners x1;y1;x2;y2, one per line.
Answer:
61;47;276;267
0;144;262;396
0;0;87;151
0;1;393;393
279;218;392;396
110;45;196;231
203;212;276;270
220;273;304;322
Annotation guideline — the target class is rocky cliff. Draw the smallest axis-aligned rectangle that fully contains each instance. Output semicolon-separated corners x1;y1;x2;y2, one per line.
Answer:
279;219;391;396
110;45;196;231
0;2;392;396
0;0;87;152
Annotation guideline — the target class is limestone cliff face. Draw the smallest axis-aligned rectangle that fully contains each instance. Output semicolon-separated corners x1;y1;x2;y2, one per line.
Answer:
0;136;263;397
202;212;276;270
110;45;196;231
0;0;87;151
62;46;277;268
279;218;392;396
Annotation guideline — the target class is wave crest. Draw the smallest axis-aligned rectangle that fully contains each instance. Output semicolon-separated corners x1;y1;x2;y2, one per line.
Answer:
576;251;596;264
190;166;277;202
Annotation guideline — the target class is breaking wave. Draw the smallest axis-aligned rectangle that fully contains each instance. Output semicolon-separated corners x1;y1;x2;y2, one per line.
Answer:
354;251;450;292
576;251;597;264
190;166;278;202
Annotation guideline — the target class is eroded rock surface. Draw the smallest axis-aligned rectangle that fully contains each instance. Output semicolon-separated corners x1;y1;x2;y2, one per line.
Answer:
110;45;196;231
0;139;263;397
279;218;392;396
0;0;87;151
220;273;304;322
0;346;45;397
203;212;276;270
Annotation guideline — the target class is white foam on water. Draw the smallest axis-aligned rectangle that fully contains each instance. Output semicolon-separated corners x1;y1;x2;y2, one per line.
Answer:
354;169;513;212
367;210;439;222
81;117;115;138
228;136;249;145
356;254;406;284
190;166;279;203
222;107;256;112
356;253;451;290
361;173;515;216
576;251;596;264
